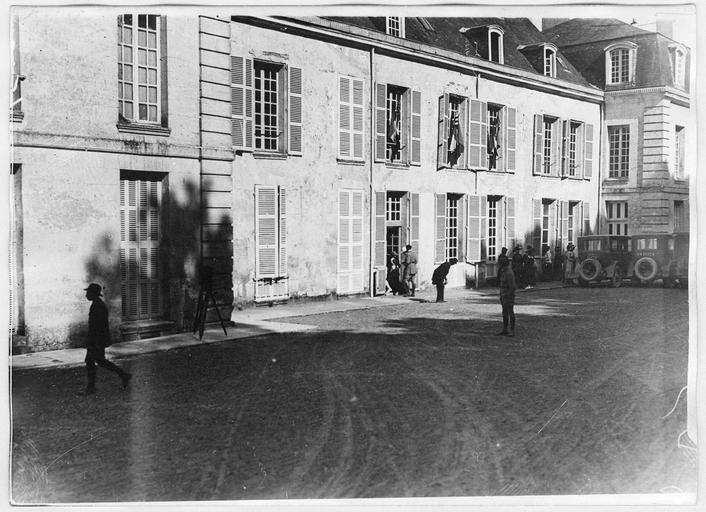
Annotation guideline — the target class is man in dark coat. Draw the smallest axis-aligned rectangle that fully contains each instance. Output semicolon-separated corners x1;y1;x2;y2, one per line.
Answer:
401;244;418;297
83;283;131;395
431;258;458;302
496;247;509;282
498;257;517;336
511;245;524;288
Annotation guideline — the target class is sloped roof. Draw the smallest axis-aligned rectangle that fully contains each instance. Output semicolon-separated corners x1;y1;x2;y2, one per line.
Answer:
322;17;591;86
543;18;690;91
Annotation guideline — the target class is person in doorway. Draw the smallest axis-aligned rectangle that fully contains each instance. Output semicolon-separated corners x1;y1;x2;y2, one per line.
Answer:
82;283;131;395
523;246;537;289
432;258;458;302
401;244;418;297
498;257;516;336
386;252;405;295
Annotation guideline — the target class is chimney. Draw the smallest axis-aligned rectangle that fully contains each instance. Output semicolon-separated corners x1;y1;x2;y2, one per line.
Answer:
656;18;674;38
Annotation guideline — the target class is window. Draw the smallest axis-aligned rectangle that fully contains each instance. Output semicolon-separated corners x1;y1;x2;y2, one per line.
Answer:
487;105;502;170
445;195;460;260
637;238;658;250
118;14;162;124
674;200;687;231
533;114;562;176
567;122;582;176
254;61;283;151
254;185;288;302
487;197;498;262
447;95;467;168
670;46;686;89
544;47;556;77
567;201;581;246
11;15;23;121
608;125;630;178
488;27;504;64
605;43;637;85
674;125;685;179
541;200;552;248
542;117;555;174
338;190;364;294
339;76;365;160
606;201;629;235
386;17;405;38
386;194;401;222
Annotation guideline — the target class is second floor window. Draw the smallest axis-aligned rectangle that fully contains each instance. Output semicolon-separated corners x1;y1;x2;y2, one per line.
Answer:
118;14;161;123
606;44;636;85
254;62;282;151
386;17;404;37
674;125;685;179
567;121;583;177
606;201;629;235
386;85;405;162
608;125;630;178
542;117;555;174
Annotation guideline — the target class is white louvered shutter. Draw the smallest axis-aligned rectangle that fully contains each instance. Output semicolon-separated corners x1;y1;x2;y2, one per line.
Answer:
375;83;387;162
338;190;351;293
437;94;449;170
584;124;594;179
560;200;569;248
410;193;420;253
339;76;352;158
435;193;446;263
533;114;543;175
467;195;482;262
561;119;569;177
351;191;364;291
506;196;516;249
410;89;422;165
231;56;253;151
288;66;303;155
469;99;488;170
352;78;364;160
505;107;517;172
279;187;287;276
255;186;278;278
374;191;386;267
532;199;542;250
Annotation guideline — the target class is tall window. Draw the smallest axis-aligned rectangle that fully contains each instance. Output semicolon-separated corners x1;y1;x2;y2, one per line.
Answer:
609;48;630;84
674;125;685;179
11;15;23;121
568;122;580;176
567;202;578;245
674;200;687;231
544;47;556;77
386;86;404;162
541;200;552;248
542;117;554;174
607;201;629;235
386;17;404;37
386;194;401;222
118;14;161;123
487;197;498;261
489;28;504;64
488;105;502;170
608;125;630;178
254;62;282;151
445;195;460;260
670;47;686;89
447;95;466;167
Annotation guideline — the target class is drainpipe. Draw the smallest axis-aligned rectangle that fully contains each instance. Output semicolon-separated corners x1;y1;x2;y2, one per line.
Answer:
369;47;376;297
597;100;604;234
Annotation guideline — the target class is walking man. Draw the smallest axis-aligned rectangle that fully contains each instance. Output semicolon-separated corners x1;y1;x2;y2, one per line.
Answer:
82;283;131;395
401;244;418;297
431;258;458;302
498;258;517;337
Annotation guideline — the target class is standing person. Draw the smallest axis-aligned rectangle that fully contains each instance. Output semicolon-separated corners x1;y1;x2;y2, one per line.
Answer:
401;244;418;297
511;245;524;288
82;283;131;395
386;252;404;295
553;245;563;280
564;242;577;284
541;244;552;281
523;246;537;289
498;258;516;336
431;258;458;303
496;247;509;282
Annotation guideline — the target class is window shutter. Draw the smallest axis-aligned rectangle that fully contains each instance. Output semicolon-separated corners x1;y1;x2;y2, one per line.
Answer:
288;66;303;155
375;83;387;162
410;193;420;253
255;186;278;278
339;76;351;158
374;191;386;267
560;200;568;248
469;99;488;169
338;190;351;274
467;195;482;262
351;191;364;290
480;197;487;261
410;89;422;165
506;196;515;249
561;120;569;177
435;193;446;263
278;187;287;276
584;123;594;179
533;114;543;175
505;107;517;172
231;56;253;151
549;201;558;248
352;78;364;160
437;94;449;170
583;201;591;235
532;199;542;251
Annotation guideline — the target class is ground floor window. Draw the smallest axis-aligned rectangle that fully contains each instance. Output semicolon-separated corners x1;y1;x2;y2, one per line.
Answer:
338;189;364;294
445;194;460;260
487;197;499;261
674;200;687;231
541;200;553;248
120;173;163;320
606;200;629;235
567;201;579;245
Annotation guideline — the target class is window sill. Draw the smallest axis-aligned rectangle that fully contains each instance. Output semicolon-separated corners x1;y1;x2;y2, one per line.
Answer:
605;177;629;183
10;111;24;123
385;162;410;170
117;122;171;137
253;152;288;160
535;173;561;179
337;157;366;166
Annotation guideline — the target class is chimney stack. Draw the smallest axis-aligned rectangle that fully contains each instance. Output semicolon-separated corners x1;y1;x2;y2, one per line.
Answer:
656;18;674;38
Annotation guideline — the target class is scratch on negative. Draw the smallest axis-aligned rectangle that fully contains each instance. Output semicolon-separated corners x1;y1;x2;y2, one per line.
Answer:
46;428;108;470
537;400;567;435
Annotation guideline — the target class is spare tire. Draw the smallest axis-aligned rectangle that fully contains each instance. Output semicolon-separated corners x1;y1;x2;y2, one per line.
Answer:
634;257;658;282
578;258;602;282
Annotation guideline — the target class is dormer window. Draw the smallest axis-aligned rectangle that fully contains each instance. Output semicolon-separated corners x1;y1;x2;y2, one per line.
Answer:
669;44;686;89
386;17;405;38
544;46;556;77
605;42;637;85
488;26;504;64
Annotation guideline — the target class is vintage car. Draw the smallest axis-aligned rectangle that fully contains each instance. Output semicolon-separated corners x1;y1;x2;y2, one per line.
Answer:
632;233;672;286
667;231;690;288
576;235;633;287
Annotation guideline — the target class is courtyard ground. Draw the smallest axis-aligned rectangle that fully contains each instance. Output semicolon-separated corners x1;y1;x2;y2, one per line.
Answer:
11;285;695;503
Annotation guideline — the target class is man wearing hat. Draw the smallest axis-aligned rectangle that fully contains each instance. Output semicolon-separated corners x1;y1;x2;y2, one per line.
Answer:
511;245;524;288
83;283;131;395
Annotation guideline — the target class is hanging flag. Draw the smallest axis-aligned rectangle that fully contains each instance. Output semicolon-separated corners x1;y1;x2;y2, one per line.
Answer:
448;112;464;166
488;125;500;168
387;104;400;143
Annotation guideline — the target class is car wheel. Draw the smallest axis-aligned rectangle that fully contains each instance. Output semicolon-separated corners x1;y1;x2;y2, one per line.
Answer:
634;257;658;282
578;258;601;282
611;266;624;288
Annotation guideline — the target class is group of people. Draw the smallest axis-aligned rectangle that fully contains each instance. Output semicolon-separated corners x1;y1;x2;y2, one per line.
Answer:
386;244;418;297
497;245;537;290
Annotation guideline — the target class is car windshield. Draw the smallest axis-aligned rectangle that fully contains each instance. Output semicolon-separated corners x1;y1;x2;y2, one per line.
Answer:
637;238;658;250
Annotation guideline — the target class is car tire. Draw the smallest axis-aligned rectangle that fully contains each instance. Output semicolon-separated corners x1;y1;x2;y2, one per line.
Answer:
611;266;623;288
634;257;658;282
578;258;601;282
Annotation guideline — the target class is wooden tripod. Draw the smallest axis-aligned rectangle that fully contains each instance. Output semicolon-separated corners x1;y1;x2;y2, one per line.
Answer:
193;267;228;340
